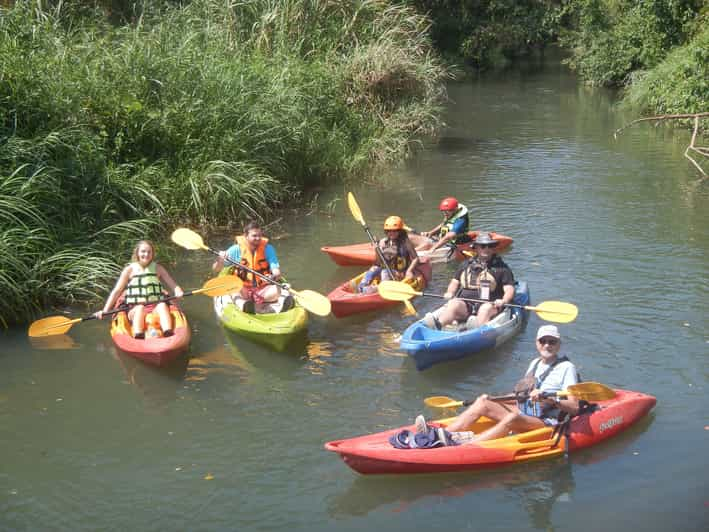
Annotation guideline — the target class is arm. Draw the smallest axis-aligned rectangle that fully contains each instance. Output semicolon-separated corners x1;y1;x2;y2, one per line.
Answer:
156;263;183;298
443;278;460;299
96;266;132;318
430;230;457;251
421;222;443;238
494;283;515;309
213;245;239;273
265;244;282;281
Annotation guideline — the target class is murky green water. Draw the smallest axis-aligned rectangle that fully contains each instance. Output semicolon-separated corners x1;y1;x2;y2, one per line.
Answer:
1;56;707;531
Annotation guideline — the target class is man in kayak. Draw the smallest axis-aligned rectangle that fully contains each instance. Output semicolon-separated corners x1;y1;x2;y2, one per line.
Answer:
358;216;423;293
410;196;471;253
416;325;581;443
212;221;294;313
422;232;514;330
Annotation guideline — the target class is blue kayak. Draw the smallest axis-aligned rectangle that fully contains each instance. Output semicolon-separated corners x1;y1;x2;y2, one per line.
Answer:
400;281;530;370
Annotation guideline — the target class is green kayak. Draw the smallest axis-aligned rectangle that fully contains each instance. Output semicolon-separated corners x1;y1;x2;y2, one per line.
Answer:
214;295;308;352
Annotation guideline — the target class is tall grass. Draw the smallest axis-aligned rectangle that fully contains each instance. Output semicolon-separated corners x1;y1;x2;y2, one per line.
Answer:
0;0;447;325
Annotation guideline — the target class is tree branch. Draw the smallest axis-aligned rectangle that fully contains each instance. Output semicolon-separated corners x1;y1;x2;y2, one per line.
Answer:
614;112;709;177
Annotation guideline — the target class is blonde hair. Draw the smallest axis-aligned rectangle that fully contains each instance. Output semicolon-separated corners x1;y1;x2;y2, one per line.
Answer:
130;240;156;263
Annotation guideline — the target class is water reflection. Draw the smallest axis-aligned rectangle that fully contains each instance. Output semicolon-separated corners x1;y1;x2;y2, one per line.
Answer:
220;328;309;379
29;335;80;351
114;350;189;411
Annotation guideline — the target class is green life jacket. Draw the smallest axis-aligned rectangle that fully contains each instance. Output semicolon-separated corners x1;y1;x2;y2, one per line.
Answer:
124;262;164;305
438;204;470;242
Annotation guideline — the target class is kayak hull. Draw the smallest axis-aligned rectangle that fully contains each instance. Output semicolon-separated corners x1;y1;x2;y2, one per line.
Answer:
324;389;656;475
214;295;308;352
328;261;433;318
321;231;513;266
110;303;191;367
400;281;530;370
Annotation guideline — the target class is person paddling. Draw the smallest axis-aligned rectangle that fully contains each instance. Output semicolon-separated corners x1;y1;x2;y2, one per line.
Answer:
95;240;183;338
415;325;581;444
212;221;294;313
358;216;424;293
410;196;471;252
422;232;514;330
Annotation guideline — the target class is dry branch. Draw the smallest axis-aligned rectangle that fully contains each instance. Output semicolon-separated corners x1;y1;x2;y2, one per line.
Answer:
614;112;709;177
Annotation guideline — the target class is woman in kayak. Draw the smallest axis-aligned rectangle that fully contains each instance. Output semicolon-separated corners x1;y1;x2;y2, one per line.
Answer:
358;216;423;294
422;232;515;330
409;196;471;253
212;221;294;314
95;240;184;338
416;325;581;444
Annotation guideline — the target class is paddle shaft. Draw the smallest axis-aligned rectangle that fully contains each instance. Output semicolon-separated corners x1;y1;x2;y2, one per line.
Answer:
416;290;526;310
45;287;211;332
457;391;572;407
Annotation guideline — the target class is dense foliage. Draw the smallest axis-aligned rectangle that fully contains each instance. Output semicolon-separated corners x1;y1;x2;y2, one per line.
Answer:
0;0;447;325
408;0;562;69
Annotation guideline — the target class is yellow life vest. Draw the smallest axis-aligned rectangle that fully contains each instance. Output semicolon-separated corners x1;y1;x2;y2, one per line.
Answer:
124;262;163;305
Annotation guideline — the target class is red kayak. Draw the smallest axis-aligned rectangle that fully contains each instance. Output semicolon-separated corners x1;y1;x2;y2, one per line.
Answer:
321;231;513;266
110;303;191;366
328;260;433;318
324;389;655;475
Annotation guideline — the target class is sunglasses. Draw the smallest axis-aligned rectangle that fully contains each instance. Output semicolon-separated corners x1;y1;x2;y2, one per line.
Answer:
475;243;496;249
538;337;559;346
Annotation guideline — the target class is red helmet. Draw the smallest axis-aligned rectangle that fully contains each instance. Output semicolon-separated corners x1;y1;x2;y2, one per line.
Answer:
383;215;404;230
439;197;459;211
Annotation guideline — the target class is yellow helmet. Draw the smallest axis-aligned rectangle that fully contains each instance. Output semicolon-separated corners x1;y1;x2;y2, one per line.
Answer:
384;216;404;230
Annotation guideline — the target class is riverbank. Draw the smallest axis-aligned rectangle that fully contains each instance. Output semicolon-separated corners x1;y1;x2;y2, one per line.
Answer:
0;0;447;325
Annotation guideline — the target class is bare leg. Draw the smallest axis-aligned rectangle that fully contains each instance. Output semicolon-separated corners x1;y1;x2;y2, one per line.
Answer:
155;301;172;332
129;304;146;335
435;299;470;328
259;285;281;303
471;302;500;327
472;411;545;442
446;395;517;431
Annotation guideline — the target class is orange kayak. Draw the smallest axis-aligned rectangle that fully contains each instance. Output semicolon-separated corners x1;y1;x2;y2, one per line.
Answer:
321;231;513;266
328;261;433;318
325;389;656;475
110;303;191;366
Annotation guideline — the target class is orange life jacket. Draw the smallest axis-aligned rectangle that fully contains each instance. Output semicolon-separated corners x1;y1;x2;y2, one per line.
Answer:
235;236;271;287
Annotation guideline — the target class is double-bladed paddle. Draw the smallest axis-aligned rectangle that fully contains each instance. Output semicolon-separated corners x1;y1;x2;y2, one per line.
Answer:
424;382;616;408
377;280;579;323
170;227;331;317
28;276;243;338
346;192;417;316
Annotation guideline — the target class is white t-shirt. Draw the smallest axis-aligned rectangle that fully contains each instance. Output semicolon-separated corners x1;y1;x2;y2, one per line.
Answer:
521;356;579;419
525;357;579;393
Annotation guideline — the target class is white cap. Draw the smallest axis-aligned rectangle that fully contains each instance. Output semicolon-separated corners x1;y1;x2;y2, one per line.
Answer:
536;325;561;340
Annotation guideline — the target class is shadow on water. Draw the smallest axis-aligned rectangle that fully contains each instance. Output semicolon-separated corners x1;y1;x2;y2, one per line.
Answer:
220;328;310;379
113;349;189;410
327;414;655;528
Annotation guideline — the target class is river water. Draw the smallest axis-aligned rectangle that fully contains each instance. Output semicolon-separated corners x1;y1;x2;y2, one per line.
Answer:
1;56;707;531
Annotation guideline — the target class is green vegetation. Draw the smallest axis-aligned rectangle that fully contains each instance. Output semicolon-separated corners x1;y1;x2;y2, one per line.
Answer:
408;0;561;69
0;0;447;325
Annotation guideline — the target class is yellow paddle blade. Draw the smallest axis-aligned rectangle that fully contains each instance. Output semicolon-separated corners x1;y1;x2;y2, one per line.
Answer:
529;301;578;323
171;227;208;250
561;382;616;401
347;192;365;226
424;395;464;408
290;289;331;317
195;276;243;297
377;280;420;301
403;300;417;316
28;316;81;337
